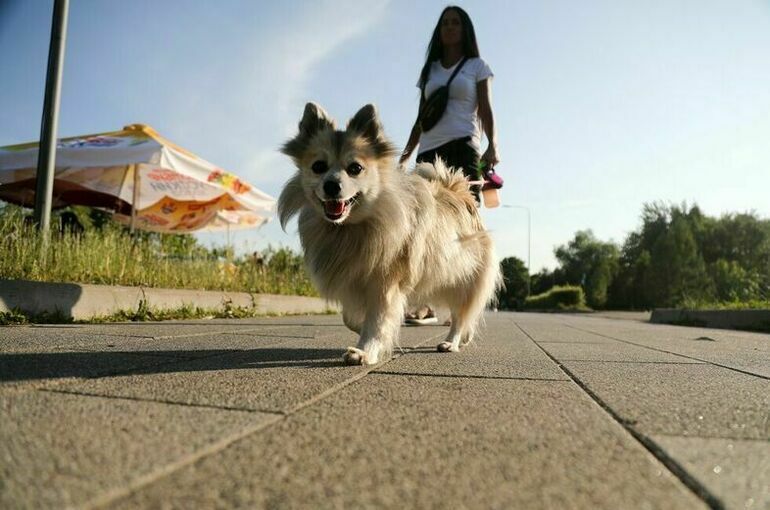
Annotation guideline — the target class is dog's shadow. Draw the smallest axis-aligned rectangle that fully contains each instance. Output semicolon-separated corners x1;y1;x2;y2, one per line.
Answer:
0;347;348;383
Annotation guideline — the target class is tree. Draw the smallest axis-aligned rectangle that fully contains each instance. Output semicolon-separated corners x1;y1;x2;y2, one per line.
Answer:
530;268;558;296
644;215;713;306
553;230;619;309
709;259;762;302
610;203;717;308
497;256;528;310
518;202;768;310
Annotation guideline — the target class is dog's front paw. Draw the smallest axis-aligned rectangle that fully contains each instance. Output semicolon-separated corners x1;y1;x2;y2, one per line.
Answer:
437;341;459;353
343;347;368;365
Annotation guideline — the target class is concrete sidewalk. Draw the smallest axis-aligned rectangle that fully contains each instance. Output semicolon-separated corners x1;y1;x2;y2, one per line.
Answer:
1;312;767;509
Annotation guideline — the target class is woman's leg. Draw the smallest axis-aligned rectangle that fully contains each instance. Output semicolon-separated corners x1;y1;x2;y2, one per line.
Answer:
415;147;438;165
436;138;481;202
408;148;443;326
418;139;481;201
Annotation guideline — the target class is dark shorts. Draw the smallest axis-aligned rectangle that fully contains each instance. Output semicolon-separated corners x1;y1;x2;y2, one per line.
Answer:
416;137;481;200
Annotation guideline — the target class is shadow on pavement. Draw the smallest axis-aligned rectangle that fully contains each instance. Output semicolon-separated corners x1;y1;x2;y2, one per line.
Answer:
0;280;83;321
0;347;346;382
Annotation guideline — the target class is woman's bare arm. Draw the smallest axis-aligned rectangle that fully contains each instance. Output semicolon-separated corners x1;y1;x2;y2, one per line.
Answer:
477;78;499;166
399;96;425;165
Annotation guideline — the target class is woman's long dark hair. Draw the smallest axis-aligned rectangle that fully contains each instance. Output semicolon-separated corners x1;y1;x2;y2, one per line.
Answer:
418;6;480;89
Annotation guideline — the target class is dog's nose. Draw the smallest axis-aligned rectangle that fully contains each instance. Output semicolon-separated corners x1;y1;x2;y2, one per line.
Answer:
323;180;342;198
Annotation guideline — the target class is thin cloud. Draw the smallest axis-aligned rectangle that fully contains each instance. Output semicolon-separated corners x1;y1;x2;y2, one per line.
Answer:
164;0;391;188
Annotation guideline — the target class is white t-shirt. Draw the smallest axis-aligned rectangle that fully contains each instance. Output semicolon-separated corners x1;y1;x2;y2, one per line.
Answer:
416;57;494;154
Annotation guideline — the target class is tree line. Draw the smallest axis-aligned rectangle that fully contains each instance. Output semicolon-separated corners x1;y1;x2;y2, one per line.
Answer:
498;203;770;310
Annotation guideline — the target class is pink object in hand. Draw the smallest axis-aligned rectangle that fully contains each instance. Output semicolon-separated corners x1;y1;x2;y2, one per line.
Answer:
482;168;504;190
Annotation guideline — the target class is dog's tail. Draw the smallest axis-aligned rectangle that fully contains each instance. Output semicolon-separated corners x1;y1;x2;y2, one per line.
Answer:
415;157;481;221
413;157;469;194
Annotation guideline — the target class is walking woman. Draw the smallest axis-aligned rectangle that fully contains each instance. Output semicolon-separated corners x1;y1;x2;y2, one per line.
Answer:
400;5;499;188
401;5;499;325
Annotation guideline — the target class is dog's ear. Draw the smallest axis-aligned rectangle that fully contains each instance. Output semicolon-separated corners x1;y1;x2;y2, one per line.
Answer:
282;103;335;161
299;102;335;138
347;104;382;141
347;104;398;159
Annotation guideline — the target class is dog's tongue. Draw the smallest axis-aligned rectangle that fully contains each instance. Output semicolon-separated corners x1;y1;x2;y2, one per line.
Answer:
324;200;345;216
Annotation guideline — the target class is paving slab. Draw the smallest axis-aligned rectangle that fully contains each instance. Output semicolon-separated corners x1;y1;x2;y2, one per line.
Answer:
54;327;345;354
584;310;651;322
108;374;705;510
559;313;770;347
5;311;766;508
554;362;770;440
0;326;305;354
506;315;616;344
180;314;344;326
0;322;306;354
0;317;340;341
650;435;770;510
538;339;706;364
52;328;444;413
0;349;181;395
557;316;770;378
380;323;567;380
0;315;436;349
0;390;270;509
0;326;138;352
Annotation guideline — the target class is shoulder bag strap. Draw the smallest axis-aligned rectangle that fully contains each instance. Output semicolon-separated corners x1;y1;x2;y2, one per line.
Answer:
446;56;469;87
420;56;470;98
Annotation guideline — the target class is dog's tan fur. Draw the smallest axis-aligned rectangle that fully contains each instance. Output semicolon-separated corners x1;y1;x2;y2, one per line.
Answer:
279;103;501;365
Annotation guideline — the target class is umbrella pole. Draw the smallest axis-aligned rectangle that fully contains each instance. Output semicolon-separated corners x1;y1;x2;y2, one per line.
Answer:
34;0;69;236
130;164;138;234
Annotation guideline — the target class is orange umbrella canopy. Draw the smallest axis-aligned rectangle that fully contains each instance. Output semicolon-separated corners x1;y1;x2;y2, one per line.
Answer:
0;124;275;232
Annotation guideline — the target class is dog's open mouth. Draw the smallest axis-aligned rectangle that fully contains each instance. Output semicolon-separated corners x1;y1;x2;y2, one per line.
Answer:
322;194;360;221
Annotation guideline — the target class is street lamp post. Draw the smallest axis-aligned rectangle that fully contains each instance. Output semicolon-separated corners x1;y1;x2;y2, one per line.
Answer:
502;204;531;296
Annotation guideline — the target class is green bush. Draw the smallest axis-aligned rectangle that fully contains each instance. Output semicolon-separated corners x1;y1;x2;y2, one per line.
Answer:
524;285;587;311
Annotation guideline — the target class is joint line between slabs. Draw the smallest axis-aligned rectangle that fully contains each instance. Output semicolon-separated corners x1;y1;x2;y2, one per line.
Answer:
513;319;726;510
371;371;569;382
557;359;705;365
39;388;283;415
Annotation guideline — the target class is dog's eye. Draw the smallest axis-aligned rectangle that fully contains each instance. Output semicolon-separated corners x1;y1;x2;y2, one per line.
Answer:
311;160;328;174
346;162;363;176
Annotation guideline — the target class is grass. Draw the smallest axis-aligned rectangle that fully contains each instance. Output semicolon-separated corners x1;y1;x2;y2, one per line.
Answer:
0;208;316;296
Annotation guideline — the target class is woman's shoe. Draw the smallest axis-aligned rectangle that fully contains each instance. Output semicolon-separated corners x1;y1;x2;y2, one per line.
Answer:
404;306;438;325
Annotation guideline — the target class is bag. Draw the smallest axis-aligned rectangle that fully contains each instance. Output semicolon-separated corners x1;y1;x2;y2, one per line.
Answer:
477;160;504;190
419;57;468;132
480;166;503;209
482;167;504;190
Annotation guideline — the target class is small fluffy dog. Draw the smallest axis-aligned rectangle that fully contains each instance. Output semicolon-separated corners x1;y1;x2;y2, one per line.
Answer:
279;103;501;365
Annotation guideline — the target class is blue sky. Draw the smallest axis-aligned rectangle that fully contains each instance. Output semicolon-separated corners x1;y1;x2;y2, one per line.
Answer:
2;0;769;271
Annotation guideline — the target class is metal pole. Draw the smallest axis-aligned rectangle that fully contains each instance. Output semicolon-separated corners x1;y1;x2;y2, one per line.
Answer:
34;0;70;234
130;164;139;234
526;208;531;296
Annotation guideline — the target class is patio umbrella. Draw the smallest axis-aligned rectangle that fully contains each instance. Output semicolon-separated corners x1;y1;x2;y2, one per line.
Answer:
0;124;275;233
